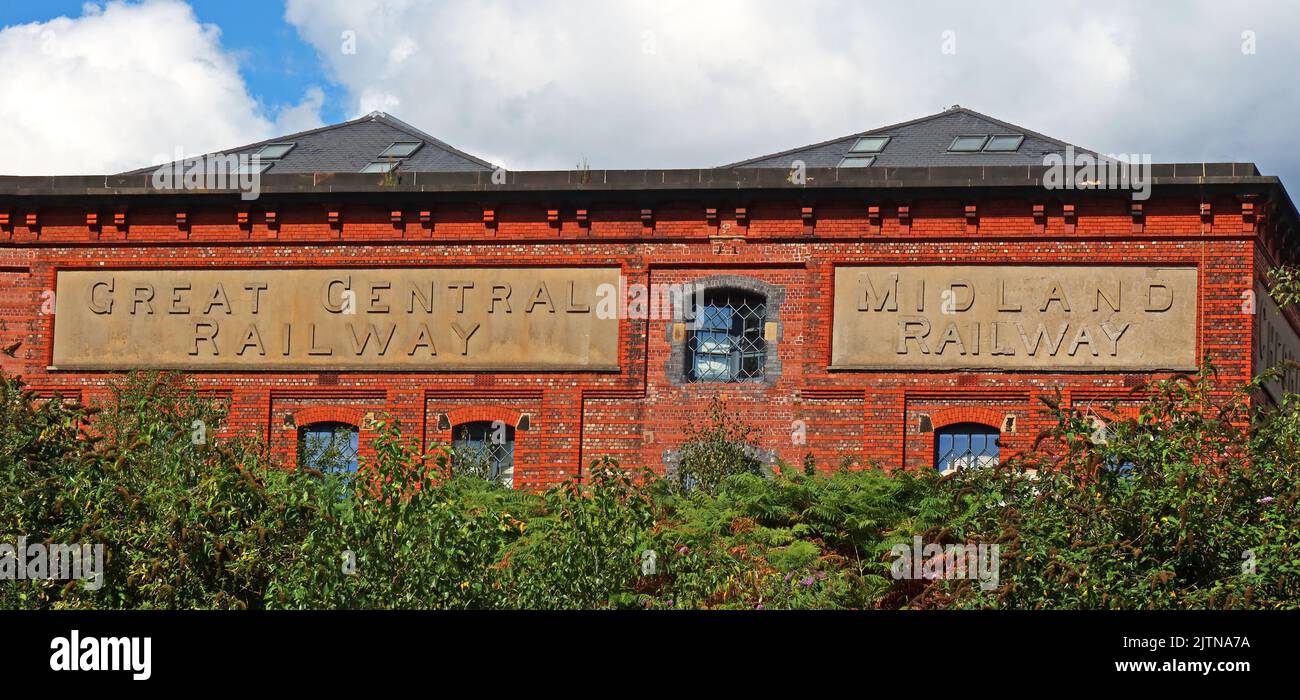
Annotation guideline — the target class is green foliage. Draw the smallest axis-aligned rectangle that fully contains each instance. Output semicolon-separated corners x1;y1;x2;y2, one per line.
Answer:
1266;265;1300;308
672;397;765;495
3;363;1298;610
497;457;656;609
898;365;1300;609
267;419;531;609
637;468;929;609
0;372;319;609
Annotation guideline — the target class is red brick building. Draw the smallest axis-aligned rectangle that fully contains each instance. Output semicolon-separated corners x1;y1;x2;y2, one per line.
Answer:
2;107;1298;489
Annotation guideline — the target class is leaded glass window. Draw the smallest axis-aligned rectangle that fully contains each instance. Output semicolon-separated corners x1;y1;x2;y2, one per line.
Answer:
686;289;766;383
299;422;359;474
934;423;999;475
452;421;516;487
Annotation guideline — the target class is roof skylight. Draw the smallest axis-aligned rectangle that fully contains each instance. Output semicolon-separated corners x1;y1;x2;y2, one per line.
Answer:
361;161;398;173
947;136;989;152
255;143;296;160
837;155;876;168
379;141;423;158
236;161;273;175
983;134;1025;152
849;136;890;154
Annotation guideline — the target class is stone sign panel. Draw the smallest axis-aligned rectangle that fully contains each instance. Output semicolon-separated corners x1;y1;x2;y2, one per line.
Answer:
52;268;620;371
831;265;1198;371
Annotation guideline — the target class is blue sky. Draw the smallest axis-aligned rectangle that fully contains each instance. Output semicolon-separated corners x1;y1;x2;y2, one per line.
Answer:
0;0;348;124
2;0;1299;189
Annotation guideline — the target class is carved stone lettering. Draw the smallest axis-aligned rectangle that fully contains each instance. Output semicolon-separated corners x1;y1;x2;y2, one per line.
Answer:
832;266;1197;370
52;268;619;370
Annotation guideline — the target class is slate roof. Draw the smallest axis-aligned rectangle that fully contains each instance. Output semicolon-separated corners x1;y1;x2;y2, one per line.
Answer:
119;111;494;175
723;106;1094;169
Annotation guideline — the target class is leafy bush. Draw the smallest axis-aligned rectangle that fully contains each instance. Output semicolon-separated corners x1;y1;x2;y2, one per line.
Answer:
897;366;1300;610
0;372;319;609
672;397;765;495
3;364;1297;610
637;467;929;609
266;418;533;609
496;457;656;609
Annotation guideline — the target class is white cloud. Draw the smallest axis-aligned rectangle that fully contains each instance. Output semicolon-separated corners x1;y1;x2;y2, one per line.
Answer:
283;0;1300;186
0;0;323;175
5;0;1300;187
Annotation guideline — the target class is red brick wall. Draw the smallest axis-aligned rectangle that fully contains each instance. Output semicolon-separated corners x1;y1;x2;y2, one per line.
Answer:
0;194;1267;486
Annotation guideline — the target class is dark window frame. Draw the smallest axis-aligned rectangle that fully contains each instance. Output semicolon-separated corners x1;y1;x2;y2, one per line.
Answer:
983;134;1025;152
379;141;423;158
298;421;360;474
934;422;1000;475
837;155;877;168
452;421;517;487
849;136;891;153
255;142;296;160
947;135;990;152
685;288;768;384
666;275;784;387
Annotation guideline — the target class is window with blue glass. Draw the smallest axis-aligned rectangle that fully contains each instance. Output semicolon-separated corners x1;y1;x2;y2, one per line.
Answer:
934;423;1000;475
686;289;766;383
452;421;516;487
298;422;359;473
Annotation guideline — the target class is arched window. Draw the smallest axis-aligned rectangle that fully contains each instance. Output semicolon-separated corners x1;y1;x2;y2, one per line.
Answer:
686;288;766;383
298;421;359;473
452;421;516;487
934;423;999;475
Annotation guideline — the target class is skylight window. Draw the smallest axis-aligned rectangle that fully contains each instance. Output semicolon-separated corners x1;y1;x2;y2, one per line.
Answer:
255;143;296;160
361;161;398;173
837;155;876;168
947;136;989;152
983;134;1025;152
849;136;890;154
236;161;273;175
379;141;423;158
